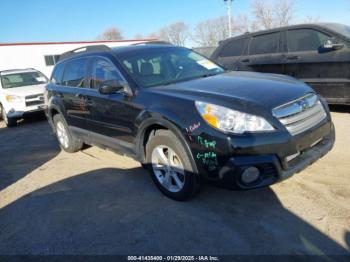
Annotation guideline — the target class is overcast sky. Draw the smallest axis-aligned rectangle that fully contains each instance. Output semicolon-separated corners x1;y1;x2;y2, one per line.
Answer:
1;0;349;44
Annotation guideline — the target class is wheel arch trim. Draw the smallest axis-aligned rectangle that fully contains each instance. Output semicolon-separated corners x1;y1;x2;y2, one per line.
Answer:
135;116;199;175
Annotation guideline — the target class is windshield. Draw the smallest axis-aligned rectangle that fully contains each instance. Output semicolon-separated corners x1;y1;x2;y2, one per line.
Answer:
325;23;350;39
119;47;225;88
1;71;48;89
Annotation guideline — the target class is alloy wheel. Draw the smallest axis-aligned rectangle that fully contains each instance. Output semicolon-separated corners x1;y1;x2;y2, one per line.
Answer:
56;121;69;149
151;145;185;193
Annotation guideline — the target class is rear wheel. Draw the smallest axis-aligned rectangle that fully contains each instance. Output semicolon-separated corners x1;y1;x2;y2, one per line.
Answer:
146;130;199;201
53;114;83;153
0;105;17;127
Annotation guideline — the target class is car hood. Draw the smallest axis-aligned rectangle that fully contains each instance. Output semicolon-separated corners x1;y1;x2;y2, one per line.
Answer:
150;71;314;110
1;84;46;97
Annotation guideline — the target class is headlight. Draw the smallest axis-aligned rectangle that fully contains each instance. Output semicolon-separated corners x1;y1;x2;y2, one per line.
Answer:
5;95;23;103
195;101;274;134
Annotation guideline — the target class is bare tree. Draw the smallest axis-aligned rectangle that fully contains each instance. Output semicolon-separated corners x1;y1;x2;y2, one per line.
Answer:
274;0;295;27
156;22;189;46
235;14;260;34
252;0;275;29
97;27;123;40
304;15;320;23
193;16;230;46
134;33;144;39
148;32;160;39
252;0;295;29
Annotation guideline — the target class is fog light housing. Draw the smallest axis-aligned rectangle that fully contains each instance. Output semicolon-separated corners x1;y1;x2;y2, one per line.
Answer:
241;166;260;184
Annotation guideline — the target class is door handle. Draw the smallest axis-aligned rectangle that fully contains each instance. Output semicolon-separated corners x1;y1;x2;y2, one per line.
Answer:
287;55;300;60
241;59;250;63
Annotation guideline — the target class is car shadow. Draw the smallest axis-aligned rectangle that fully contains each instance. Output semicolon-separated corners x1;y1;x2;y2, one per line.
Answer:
329;105;350;114
0;117;60;191
0;167;348;256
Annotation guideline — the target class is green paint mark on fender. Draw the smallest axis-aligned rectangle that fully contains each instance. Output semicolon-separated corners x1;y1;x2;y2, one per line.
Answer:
197;136;217;149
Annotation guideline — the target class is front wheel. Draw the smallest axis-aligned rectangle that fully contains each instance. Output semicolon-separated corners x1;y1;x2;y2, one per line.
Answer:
53;114;83;153
0;105;17;127
146;130;199;201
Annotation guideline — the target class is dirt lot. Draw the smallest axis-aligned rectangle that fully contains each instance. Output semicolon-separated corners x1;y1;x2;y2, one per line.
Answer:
0;109;349;255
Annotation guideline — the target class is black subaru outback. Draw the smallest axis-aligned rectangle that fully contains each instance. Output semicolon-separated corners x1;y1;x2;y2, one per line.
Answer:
45;44;335;200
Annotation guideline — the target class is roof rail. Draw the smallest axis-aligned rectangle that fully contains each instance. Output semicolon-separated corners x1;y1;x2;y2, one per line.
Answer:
133;41;173;46
59;44;112;61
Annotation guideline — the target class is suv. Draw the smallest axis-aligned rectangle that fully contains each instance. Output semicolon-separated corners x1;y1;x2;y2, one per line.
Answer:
211;23;350;105
45;44;335;200
0;68;48;127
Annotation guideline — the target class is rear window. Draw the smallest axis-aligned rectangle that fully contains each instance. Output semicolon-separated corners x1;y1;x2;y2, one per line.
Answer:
249;32;280;55
62;58;88;88
219;38;248;57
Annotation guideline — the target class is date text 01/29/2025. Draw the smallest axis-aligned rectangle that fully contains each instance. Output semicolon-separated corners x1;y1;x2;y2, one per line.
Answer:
127;255;220;261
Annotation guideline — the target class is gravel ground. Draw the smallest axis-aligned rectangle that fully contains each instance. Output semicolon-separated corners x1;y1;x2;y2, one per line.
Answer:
0;110;349;255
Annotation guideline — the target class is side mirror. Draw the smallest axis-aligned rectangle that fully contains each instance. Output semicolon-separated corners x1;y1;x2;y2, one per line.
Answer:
323;39;344;50
98;81;124;95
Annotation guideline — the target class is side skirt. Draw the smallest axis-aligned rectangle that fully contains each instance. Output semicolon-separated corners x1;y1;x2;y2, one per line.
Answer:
70;126;138;160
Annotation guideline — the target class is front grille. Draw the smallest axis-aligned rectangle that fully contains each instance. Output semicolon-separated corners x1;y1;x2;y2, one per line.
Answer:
273;93;327;136
25;94;44;107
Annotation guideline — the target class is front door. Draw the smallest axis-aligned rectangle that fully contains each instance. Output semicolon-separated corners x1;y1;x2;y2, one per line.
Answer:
84;56;139;154
283;28;350;103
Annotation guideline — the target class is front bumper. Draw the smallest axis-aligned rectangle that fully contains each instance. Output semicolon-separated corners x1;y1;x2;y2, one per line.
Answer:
6;106;45;118
217;121;335;189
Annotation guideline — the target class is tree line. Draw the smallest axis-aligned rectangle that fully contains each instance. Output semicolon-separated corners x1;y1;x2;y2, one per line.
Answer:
96;0;320;47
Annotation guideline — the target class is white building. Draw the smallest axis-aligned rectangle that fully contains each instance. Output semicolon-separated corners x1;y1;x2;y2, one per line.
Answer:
0;39;151;78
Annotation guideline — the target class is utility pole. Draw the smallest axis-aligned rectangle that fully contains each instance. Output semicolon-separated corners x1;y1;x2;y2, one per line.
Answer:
224;0;233;37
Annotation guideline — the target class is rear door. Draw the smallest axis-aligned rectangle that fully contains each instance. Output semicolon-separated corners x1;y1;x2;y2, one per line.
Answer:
283;28;350;103
244;31;285;74
213;38;249;70
60;57;89;129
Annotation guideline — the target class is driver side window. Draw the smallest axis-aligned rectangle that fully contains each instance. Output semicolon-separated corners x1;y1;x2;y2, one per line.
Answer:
287;29;331;52
90;57;123;90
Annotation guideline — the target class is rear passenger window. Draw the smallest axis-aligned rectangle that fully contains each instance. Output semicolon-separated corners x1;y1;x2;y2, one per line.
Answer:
51;62;65;85
90;58;124;90
219;38;248;57
62;58;88;87
287;29;331;52
249;33;280;55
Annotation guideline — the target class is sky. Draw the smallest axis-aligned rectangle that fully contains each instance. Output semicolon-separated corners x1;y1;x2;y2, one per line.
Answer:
1;0;350;45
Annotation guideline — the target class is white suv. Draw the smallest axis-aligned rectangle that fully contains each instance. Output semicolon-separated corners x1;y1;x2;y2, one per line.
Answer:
0;69;48;127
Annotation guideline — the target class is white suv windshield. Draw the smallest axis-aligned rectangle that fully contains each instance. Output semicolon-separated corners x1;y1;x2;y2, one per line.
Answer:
1;71;48;89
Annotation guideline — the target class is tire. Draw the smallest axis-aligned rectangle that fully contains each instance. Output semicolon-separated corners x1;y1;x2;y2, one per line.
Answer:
53;114;83;153
146;129;200;201
0;105;17;127
141;163;148;169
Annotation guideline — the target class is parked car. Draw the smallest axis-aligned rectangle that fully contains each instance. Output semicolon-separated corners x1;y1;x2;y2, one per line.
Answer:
0;68;48;127
192;46;217;58
211;23;350;105
45;44;335;200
